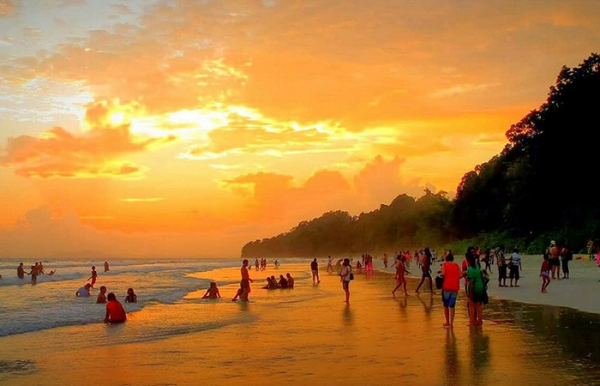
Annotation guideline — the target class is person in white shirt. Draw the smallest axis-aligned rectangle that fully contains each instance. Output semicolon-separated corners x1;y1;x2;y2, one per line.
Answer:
339;258;353;303
76;283;92;297
509;248;522;287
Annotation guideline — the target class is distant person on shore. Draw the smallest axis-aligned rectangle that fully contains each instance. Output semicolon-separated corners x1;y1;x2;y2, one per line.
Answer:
383;253;389;268
561;243;572;279
540;253;551;293
104;293;127;324
17;263;25;279
336;259;343;274
97;286;107;303
270;275;277;288
466;254;486;326
441;252;461;328
550;241;561;279
415;247;435;295
239;259;253;302
311;258;320;284
274;260;280;269
509;248;522;287
356;260;363;272
88;266;98;288
496;247;507;287
339;258;352;303
125;288;137;303
76;283;92;297
202;282;222;299
28;265;38;285
483;248;492;273
392;254;410;298
286;273;295;288
327;256;334;274
104;261;110;272
255;258;260;271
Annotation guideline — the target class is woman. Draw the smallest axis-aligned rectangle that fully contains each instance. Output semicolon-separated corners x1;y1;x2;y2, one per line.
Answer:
391;255;410;297
339;258;352;303
466;254;486;326
104;293;127;324
441;252;461;328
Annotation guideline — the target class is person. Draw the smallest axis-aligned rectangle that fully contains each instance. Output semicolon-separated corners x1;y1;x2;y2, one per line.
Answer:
269;275;277;289
560;243;572;279
76;283;92;297
97;286;107;303
496;247;507;287
38;262;45;275
441;252;462;328
415;247;435;294
47;270;56;276
326;256;334;274
391;254;410;297
383;253;389;268
540;252;551;293
232;286;244;302
274;260;280;269
202;282;222;299
286;273;295;288
311;258;320;284
255;258;260;271
278;274;288;289
356;260;363;272
17;263;25;279
336;259;343;274
28;265;38;285
104;261;110;272
339;258;352;303
104;293;126;323
466;254;486;326
483;248;492;273
550;241;561;279
509;248;522;287
125;288;137;303
88;266;98;288
239;259;253;301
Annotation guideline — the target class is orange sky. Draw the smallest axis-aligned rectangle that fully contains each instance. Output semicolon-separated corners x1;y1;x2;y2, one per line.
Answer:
1;0;600;258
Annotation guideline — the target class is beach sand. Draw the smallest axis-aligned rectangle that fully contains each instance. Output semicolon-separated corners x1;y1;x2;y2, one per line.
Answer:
2;262;600;386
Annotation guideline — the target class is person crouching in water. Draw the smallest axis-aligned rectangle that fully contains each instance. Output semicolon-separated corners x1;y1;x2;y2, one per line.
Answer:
202;282;221;299
286;273;295;288
97;286;108;303
125;288;137;303
540;252;551;293
104;293;126;324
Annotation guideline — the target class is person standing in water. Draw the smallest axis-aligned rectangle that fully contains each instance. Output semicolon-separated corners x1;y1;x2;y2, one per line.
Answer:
339;258;352;303
415;247;435;295
104;261;110;272
441;252;461;328
17;263;25;279
104;293;127;324
88;266;98;288
311;258;320;284
28;265;38;285
239;259;253;302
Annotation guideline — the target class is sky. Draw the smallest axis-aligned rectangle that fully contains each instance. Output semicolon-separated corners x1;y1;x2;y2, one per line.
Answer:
1;0;600;258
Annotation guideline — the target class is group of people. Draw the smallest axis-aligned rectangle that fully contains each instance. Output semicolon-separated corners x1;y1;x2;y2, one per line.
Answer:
262;274;295;289
14;262;56;284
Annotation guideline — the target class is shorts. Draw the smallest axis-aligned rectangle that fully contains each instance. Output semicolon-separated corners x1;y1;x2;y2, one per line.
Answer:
422;271;431;279
551;259;560;267
471;291;486;304
509;265;520;280
312;270;319;275
442;290;458;308
342;281;350;290
541;271;550;278
498;266;507;279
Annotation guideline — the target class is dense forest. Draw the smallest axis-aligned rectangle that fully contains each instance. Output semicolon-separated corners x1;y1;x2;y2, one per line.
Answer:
241;53;600;258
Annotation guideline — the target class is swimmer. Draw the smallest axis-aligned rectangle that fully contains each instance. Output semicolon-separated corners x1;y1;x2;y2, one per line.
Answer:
88;266;97;288
97;286;107;303
76;283;92;297
104;293;126;323
47;270;56;276
202;282;222;299
125;288;137;303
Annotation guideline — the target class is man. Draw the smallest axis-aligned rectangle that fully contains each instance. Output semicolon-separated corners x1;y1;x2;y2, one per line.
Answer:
550;241;561;279
17;263;25;279
311;258;320;284
415;247;435;294
326;256;334;273
509;248;522;287
239;259;253;302
104;293;127;323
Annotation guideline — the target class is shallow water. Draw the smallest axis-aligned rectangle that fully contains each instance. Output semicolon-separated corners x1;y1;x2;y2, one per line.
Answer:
1;260;600;386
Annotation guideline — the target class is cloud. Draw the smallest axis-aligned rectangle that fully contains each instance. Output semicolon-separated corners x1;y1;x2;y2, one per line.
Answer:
119;197;165;203
430;83;497;98
0;0;15;17
0;101;176;178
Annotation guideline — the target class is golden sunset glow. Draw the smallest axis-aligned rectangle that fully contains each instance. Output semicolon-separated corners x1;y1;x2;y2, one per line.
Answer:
2;0;600;257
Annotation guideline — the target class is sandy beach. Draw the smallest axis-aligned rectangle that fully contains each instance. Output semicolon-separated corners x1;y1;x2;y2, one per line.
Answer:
2;259;600;386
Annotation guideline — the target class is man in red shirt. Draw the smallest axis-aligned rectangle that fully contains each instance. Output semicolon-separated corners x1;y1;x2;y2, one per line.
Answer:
105;293;127;323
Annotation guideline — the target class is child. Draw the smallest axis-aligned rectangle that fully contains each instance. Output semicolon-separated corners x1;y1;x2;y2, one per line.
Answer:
125;288;137;303
97;286;107;303
540;252;551;293
202;282;221;299
88;266;97;288
104;293;126;323
232;286;244;302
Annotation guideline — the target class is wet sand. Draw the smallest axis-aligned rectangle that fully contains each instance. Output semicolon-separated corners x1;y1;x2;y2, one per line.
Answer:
1;263;600;386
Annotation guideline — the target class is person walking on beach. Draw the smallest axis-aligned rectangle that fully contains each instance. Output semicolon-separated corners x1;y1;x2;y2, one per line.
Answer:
255;258;260;271
550;241;561;279
239;259;253;302
466;254;486;326
327;256;334;274
17;263;25;279
104;293;127;324
509;248;522;287
340;258;352;303
441;252;461;328
311;258;320;284
540;253;551;293
88;266;98;288
104;261;110;272
392;254;410;297
560;243;572;279
415;247;435;295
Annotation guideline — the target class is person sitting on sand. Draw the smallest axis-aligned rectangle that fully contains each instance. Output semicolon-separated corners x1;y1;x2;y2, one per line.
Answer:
202;282;221;299
286;273;295;288
97;286;108;303
262;277;273;289
540;252;551;293
269;275;278;289
278;274;288;289
104;293;127;323
76;283;92;297
125;288;137;303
